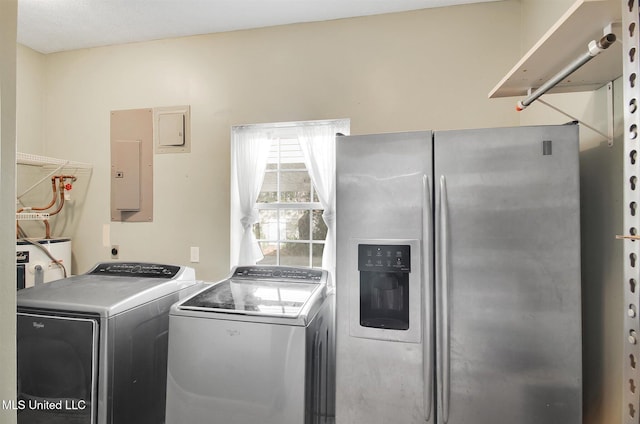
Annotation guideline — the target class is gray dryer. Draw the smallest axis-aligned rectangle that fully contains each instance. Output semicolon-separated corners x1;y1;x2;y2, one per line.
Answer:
17;262;201;424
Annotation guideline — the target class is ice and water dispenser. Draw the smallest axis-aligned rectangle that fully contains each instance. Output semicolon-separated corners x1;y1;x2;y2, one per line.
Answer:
358;244;411;331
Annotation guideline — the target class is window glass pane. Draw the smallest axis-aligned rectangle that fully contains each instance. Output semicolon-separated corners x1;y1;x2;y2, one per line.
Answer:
283;162;306;170
265;142;279;168
279;138;305;170
280;171;311;202
258;242;278;265
254;210;278;240
257;171;277;203
312;243;324;268
280;243;310;267
312;210;327;241
281;209;308;241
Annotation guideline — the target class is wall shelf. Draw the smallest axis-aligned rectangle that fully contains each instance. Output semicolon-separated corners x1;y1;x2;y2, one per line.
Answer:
16;212;50;221
489;0;622;99
17;152;92;169
16;152;93;201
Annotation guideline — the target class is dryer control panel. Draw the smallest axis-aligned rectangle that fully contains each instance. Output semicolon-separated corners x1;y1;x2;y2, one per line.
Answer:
88;262;182;279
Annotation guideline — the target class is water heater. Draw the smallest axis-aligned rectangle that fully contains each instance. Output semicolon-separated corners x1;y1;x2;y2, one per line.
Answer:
16;238;71;289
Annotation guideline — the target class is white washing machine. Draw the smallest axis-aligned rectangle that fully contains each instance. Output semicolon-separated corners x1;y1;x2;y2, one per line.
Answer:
17;262;201;424
165;266;335;424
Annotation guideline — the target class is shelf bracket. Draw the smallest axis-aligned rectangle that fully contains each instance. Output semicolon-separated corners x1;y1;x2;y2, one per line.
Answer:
534;81;615;147
17;161;69;201
516;32;617;111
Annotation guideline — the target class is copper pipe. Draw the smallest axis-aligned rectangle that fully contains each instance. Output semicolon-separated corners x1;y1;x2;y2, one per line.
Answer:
48;178;67;217
43;220;51;239
15;175;77;239
45;176;77;237
31;178;58;211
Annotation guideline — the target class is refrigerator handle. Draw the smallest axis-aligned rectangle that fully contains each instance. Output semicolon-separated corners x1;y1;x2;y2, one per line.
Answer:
439;175;451;424
422;175;434;422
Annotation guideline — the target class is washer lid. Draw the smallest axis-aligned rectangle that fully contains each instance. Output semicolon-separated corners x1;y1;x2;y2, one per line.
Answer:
178;278;323;319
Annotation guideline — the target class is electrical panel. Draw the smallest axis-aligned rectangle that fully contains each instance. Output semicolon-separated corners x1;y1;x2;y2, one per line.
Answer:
158;113;185;147
154;105;191;153
112;140;141;211
110;109;153;222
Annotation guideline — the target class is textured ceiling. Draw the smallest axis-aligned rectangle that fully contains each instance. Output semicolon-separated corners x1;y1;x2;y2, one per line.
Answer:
18;0;502;54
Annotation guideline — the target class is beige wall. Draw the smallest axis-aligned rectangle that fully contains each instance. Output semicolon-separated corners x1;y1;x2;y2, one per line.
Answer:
520;0;576;51
1;0;17;422
20;1;521;281
16;45;46;154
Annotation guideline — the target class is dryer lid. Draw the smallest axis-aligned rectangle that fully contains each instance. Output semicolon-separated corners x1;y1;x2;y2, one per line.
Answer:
17;262;198;316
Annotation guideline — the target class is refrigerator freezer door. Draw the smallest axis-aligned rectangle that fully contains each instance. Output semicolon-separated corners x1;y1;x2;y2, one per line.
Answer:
336;131;434;424
434;125;582;424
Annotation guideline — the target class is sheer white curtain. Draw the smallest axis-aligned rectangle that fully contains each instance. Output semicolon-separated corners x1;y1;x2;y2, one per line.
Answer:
298;122;347;278
232;128;272;265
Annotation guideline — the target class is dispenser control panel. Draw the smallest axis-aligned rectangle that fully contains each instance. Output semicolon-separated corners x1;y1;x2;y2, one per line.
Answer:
358;244;411;272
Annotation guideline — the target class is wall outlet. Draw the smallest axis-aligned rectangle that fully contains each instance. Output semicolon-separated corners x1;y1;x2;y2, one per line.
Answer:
111;245;119;259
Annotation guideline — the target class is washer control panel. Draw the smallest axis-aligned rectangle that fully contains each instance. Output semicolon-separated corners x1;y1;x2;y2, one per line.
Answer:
232;266;324;283
88;262;182;279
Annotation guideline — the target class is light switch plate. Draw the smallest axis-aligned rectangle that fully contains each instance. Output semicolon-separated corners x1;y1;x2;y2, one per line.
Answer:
190;246;200;263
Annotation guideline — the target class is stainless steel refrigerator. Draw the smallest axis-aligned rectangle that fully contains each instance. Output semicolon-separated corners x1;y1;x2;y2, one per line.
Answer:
335;125;582;424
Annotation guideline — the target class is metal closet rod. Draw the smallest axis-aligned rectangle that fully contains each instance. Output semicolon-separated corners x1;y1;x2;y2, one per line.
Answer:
516;33;617;111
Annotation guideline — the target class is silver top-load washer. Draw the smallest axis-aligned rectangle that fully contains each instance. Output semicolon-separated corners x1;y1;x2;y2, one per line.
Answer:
17;262;201;424
166;265;335;424
177;266;326;324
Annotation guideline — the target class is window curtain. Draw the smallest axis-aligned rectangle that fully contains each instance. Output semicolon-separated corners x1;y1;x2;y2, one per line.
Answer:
233;128;272;265
297;123;342;278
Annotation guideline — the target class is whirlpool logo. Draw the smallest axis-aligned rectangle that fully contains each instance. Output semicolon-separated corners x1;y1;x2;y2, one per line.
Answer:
16;251;29;264
32;322;45;329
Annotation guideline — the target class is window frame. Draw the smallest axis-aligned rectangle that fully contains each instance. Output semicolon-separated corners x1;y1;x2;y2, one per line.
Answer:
229;118;350;270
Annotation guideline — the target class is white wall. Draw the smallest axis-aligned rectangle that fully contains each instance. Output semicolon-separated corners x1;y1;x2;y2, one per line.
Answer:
1;0;17;422
19;1;521;281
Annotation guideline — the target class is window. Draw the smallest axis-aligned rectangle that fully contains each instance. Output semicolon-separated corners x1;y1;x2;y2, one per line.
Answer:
230;119;350;272
254;137;326;267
